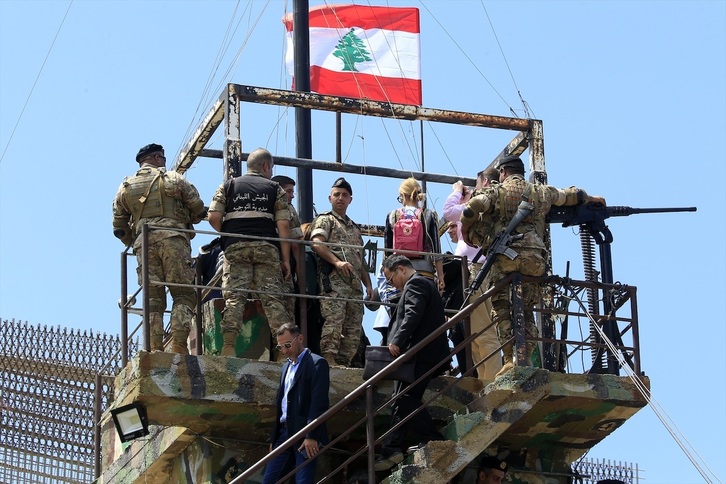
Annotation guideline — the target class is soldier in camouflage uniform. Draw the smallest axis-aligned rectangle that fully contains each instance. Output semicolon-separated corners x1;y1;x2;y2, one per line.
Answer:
112;143;206;353
444;168;502;382
208;149;293;357
271;175;304;320
310;178;373;366
460;155;605;377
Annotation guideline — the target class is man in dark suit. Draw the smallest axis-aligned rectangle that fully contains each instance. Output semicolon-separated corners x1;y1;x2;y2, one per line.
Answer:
375;255;450;471
263;323;330;484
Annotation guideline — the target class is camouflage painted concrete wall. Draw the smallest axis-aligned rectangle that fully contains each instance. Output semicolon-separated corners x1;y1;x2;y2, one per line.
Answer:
98;351;480;482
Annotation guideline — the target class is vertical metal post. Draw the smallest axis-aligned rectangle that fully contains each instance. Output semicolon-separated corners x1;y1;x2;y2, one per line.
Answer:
598;242;620;375
120;252;129;367
461;256;473;376
366;385;376;482
141;223;151;352
419;120;426;208
195;259;203;355
335;112;342;163
528;119;546;182
630;287;641;376
297;239;309;344
94;373;102;479
224;83;242;180
511;274;527;367
293;0;314;223
529;119;557;371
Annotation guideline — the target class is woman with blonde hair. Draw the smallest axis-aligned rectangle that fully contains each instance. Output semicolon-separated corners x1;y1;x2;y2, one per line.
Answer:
384;177;445;293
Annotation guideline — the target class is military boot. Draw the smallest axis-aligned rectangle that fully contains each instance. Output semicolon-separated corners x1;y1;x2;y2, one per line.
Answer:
150;334;164;352
171;331;190;354
495;345;514;379
221;331;238;357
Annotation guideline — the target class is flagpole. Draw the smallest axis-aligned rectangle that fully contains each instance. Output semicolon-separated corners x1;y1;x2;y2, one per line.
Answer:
293;0;313;223
336;112;342;163
420;120;426;210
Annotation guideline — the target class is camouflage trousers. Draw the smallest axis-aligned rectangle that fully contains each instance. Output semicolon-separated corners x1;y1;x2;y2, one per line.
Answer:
221;241;292;336
489;249;546;348
468;263;502;381
282;273;296;322
135;235;196;338
319;284;364;366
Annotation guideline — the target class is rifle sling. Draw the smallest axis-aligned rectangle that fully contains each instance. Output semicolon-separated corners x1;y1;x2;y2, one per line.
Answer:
131;170;163;231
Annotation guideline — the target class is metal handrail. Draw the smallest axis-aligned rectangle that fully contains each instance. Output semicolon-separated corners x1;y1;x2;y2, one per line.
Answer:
230;274;641;483
230;274;514;483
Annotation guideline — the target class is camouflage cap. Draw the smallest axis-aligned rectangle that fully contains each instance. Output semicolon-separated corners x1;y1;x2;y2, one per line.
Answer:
480;455;508;473
136;143;164;162
494;154;524;171
331;177;353;195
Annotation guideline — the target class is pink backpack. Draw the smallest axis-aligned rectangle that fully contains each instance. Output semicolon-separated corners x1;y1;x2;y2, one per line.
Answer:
392;208;424;255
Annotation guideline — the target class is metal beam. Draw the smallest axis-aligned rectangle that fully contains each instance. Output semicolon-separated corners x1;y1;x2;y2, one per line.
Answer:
233;84;535;130
172;93;225;175
197;149;478;186
490;130;530;169
173;84;537;177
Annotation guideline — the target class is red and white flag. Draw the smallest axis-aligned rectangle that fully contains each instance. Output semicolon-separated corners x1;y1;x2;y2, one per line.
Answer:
283;4;422;105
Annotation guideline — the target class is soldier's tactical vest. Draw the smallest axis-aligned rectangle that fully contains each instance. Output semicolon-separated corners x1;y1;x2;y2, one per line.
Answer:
123;167;185;235
469;176;538;251
221;175;279;250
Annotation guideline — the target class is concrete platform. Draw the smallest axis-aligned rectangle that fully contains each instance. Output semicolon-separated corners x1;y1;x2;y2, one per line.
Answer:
97;352;649;483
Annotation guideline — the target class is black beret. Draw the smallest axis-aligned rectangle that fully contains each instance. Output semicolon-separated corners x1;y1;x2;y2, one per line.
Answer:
271;175;296;186
332;177;352;195
480;456;508;473
494;154;524;171
136;143;164;162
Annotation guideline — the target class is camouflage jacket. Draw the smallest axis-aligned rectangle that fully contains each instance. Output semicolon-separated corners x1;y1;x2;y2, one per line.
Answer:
112;165;205;249
461;174;588;251
310;210;365;292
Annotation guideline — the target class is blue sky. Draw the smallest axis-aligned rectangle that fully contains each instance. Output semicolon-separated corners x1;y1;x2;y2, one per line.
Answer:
1;1;724;482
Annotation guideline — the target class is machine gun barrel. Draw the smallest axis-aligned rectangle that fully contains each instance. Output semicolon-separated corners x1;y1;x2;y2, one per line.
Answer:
547;203;696;228
605;206;697;217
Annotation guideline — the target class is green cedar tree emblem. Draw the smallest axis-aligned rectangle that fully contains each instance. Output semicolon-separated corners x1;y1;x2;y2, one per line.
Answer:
332;28;372;72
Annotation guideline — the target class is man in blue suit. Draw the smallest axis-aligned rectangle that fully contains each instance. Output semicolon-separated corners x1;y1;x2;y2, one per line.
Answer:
263;323;330;484
375;255;450;471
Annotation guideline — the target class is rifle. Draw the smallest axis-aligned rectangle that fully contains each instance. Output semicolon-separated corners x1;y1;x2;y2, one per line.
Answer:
546;204;697;244
462;199;535;304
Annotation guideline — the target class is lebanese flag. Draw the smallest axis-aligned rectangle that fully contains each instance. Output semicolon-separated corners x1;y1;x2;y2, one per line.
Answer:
283;4;422;105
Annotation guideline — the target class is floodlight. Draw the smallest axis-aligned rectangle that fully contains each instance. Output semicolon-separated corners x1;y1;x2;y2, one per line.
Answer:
110;402;149;442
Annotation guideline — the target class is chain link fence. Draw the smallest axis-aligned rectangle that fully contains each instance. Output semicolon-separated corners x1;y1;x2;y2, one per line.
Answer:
575;457;641;483
0;318;133;484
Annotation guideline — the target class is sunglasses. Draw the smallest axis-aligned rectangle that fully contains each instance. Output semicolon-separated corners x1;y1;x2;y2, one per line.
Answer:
275;340;295;350
385;268;397;285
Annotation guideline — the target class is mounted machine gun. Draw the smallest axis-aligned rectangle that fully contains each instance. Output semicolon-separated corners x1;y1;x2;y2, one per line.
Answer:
547;203;697;374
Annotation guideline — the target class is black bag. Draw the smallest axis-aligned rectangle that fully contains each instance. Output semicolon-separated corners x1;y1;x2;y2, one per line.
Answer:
362;346;415;383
